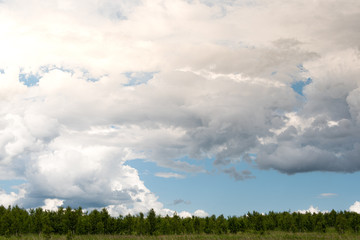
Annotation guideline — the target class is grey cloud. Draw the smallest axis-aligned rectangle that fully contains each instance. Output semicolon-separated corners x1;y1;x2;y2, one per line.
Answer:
222;167;255;181
257;120;360;174
173;199;191;205
254;48;360;174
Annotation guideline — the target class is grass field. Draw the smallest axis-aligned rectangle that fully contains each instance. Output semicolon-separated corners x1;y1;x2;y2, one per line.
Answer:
2;232;360;240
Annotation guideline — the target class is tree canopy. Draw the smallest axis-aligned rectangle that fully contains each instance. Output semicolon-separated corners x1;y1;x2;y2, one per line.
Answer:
0;205;359;237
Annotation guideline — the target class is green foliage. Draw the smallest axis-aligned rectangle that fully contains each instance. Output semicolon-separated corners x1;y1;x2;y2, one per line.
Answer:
336;213;348;234
227;216;239;234
0;205;359;238
147;209;156;235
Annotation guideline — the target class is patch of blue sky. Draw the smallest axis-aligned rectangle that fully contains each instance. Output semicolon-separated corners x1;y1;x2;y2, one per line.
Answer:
0;69;4;74
297;63;308;73
0;179;26;194
114;11;127;20
78;68;102;82
86;77;99;82
40;66;103;82
290;64;312;96
39;65;74;74
123;71;157;86
19;73;40;87
19;66;103;87
82;72;101;82
291;77;312;96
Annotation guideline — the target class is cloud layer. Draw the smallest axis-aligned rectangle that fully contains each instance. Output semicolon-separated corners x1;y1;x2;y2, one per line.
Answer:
0;0;359;213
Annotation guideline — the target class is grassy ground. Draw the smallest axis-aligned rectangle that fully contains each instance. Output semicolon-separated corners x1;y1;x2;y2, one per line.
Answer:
1;232;360;240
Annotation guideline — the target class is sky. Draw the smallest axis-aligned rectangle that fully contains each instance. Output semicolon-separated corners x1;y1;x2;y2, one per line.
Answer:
0;0;360;217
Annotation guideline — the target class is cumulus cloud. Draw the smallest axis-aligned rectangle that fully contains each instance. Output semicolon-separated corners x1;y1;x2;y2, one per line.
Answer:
42;198;64;211
178;209;209;218
349;201;360;214
178;211;192;218
194;209;209;217
297;206;320;214
0;0;359;213
0;188;25;207
257;49;360;174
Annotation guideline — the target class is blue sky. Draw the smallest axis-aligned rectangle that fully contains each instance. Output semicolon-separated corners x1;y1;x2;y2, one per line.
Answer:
127;158;360;216
0;0;360;216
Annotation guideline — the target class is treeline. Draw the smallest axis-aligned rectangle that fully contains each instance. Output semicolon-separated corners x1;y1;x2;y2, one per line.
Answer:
0;205;360;237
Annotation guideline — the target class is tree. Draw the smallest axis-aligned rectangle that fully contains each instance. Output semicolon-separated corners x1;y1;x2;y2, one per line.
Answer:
147;209;157;235
123;214;134;235
100;208;110;233
33;208;44;234
228;216;240;234
335;213;347;234
278;212;292;232
349;212;360;233
159;215;171;235
216;215;228;234
115;215;125;234
89;209;102;234
136;212;146;235
183;217;194;234
96;221;104;234
204;215;216;234
42;214;53;240
193;217;202;234
325;210;337;227
76;213;90;235
314;213;326;233
252;212;265;234
171;212;182;234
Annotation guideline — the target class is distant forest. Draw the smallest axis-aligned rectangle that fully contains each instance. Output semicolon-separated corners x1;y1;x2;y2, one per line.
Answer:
0;205;359;237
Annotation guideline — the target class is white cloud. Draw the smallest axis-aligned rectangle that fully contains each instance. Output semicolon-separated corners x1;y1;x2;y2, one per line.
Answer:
42;198;64;211
194;209;209;217
297;206;320;214
155;172;186;179
318;193;337;198
179;211;192;218
0;188;25;207
349;201;360;214
178;209;209;218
